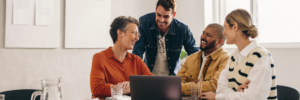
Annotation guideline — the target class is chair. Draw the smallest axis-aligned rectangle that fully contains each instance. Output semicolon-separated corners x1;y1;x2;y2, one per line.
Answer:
0;89;41;100
277;85;300;100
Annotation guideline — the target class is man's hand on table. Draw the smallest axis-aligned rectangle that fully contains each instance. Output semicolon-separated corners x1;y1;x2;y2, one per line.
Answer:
200;91;216;100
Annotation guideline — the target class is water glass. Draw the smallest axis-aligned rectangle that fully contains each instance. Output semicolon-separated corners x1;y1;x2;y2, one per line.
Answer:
0;94;4;100
110;84;123;100
190;83;202;100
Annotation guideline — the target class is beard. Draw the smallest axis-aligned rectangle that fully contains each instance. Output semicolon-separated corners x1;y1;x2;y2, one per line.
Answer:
200;40;216;51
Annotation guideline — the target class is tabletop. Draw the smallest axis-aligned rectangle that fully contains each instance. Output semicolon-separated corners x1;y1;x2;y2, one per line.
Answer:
100;95;193;100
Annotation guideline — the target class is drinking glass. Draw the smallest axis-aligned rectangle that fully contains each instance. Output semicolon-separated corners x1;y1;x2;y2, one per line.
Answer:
190;83;202;100
110;84;123;100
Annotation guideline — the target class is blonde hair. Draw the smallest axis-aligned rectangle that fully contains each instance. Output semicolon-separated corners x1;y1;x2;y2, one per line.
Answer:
225;9;258;39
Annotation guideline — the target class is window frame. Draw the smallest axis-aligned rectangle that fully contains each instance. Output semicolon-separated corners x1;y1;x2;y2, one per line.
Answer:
212;0;300;48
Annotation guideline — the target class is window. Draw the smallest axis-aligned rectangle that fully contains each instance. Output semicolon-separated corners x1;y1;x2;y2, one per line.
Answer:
223;0;251;24
207;0;300;48
258;0;300;43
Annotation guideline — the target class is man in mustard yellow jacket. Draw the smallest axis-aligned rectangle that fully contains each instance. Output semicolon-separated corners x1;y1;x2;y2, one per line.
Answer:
177;23;230;95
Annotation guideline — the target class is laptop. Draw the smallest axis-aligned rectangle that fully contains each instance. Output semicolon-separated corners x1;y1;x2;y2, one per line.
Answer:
129;75;182;100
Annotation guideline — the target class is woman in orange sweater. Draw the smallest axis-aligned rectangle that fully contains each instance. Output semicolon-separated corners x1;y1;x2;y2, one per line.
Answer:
90;16;153;99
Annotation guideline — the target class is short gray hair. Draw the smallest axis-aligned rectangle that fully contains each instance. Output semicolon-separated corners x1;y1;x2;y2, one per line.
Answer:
207;23;226;46
109;16;139;43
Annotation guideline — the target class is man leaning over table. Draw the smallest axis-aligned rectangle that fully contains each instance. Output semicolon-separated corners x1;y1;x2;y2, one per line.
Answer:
176;23;230;95
132;0;199;76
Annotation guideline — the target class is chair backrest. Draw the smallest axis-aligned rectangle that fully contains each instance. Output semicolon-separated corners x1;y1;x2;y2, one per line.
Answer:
277;85;300;100
0;89;41;100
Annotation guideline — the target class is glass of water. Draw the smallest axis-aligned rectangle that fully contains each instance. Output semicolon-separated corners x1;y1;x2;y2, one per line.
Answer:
190;83;202;100
0;94;4;100
110;84;123;100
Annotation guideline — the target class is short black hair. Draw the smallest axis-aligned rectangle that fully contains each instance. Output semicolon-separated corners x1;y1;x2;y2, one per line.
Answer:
207;23;226;46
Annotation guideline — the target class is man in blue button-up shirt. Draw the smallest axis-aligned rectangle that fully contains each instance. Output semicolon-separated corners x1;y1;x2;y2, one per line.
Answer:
132;0;199;76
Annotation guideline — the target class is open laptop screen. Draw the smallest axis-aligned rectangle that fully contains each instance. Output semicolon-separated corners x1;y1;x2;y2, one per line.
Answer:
129;75;182;100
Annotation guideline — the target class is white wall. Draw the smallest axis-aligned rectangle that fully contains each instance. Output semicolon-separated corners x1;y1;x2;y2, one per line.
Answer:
111;0;156;19
175;0;205;46
0;0;100;99
0;0;300;100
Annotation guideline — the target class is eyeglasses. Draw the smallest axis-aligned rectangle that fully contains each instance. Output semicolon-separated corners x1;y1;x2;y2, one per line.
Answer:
132;31;141;38
158;38;165;53
121;30;141;38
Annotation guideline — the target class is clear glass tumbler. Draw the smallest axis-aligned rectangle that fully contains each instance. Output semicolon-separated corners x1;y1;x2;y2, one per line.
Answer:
110;84;123;100
190;83;202;100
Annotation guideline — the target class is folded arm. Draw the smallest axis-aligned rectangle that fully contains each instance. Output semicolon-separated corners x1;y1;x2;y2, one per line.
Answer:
215;56;273;100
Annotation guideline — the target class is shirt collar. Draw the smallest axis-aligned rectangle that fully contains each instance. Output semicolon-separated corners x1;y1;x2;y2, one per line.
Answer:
202;51;208;59
234;40;259;57
150;18;176;35
201;47;225;61
210;47;225;60
105;47;132;61
150;21;156;30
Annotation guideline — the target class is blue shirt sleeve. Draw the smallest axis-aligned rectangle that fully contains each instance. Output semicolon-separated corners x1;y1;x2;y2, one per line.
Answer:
132;20;146;59
183;27;199;55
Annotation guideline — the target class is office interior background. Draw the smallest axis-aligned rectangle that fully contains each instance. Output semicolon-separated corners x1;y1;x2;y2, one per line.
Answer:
0;0;299;100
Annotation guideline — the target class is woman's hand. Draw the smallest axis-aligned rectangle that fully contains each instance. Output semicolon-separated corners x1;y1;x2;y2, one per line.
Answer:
118;81;130;94
200;91;216;100
237;80;250;92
